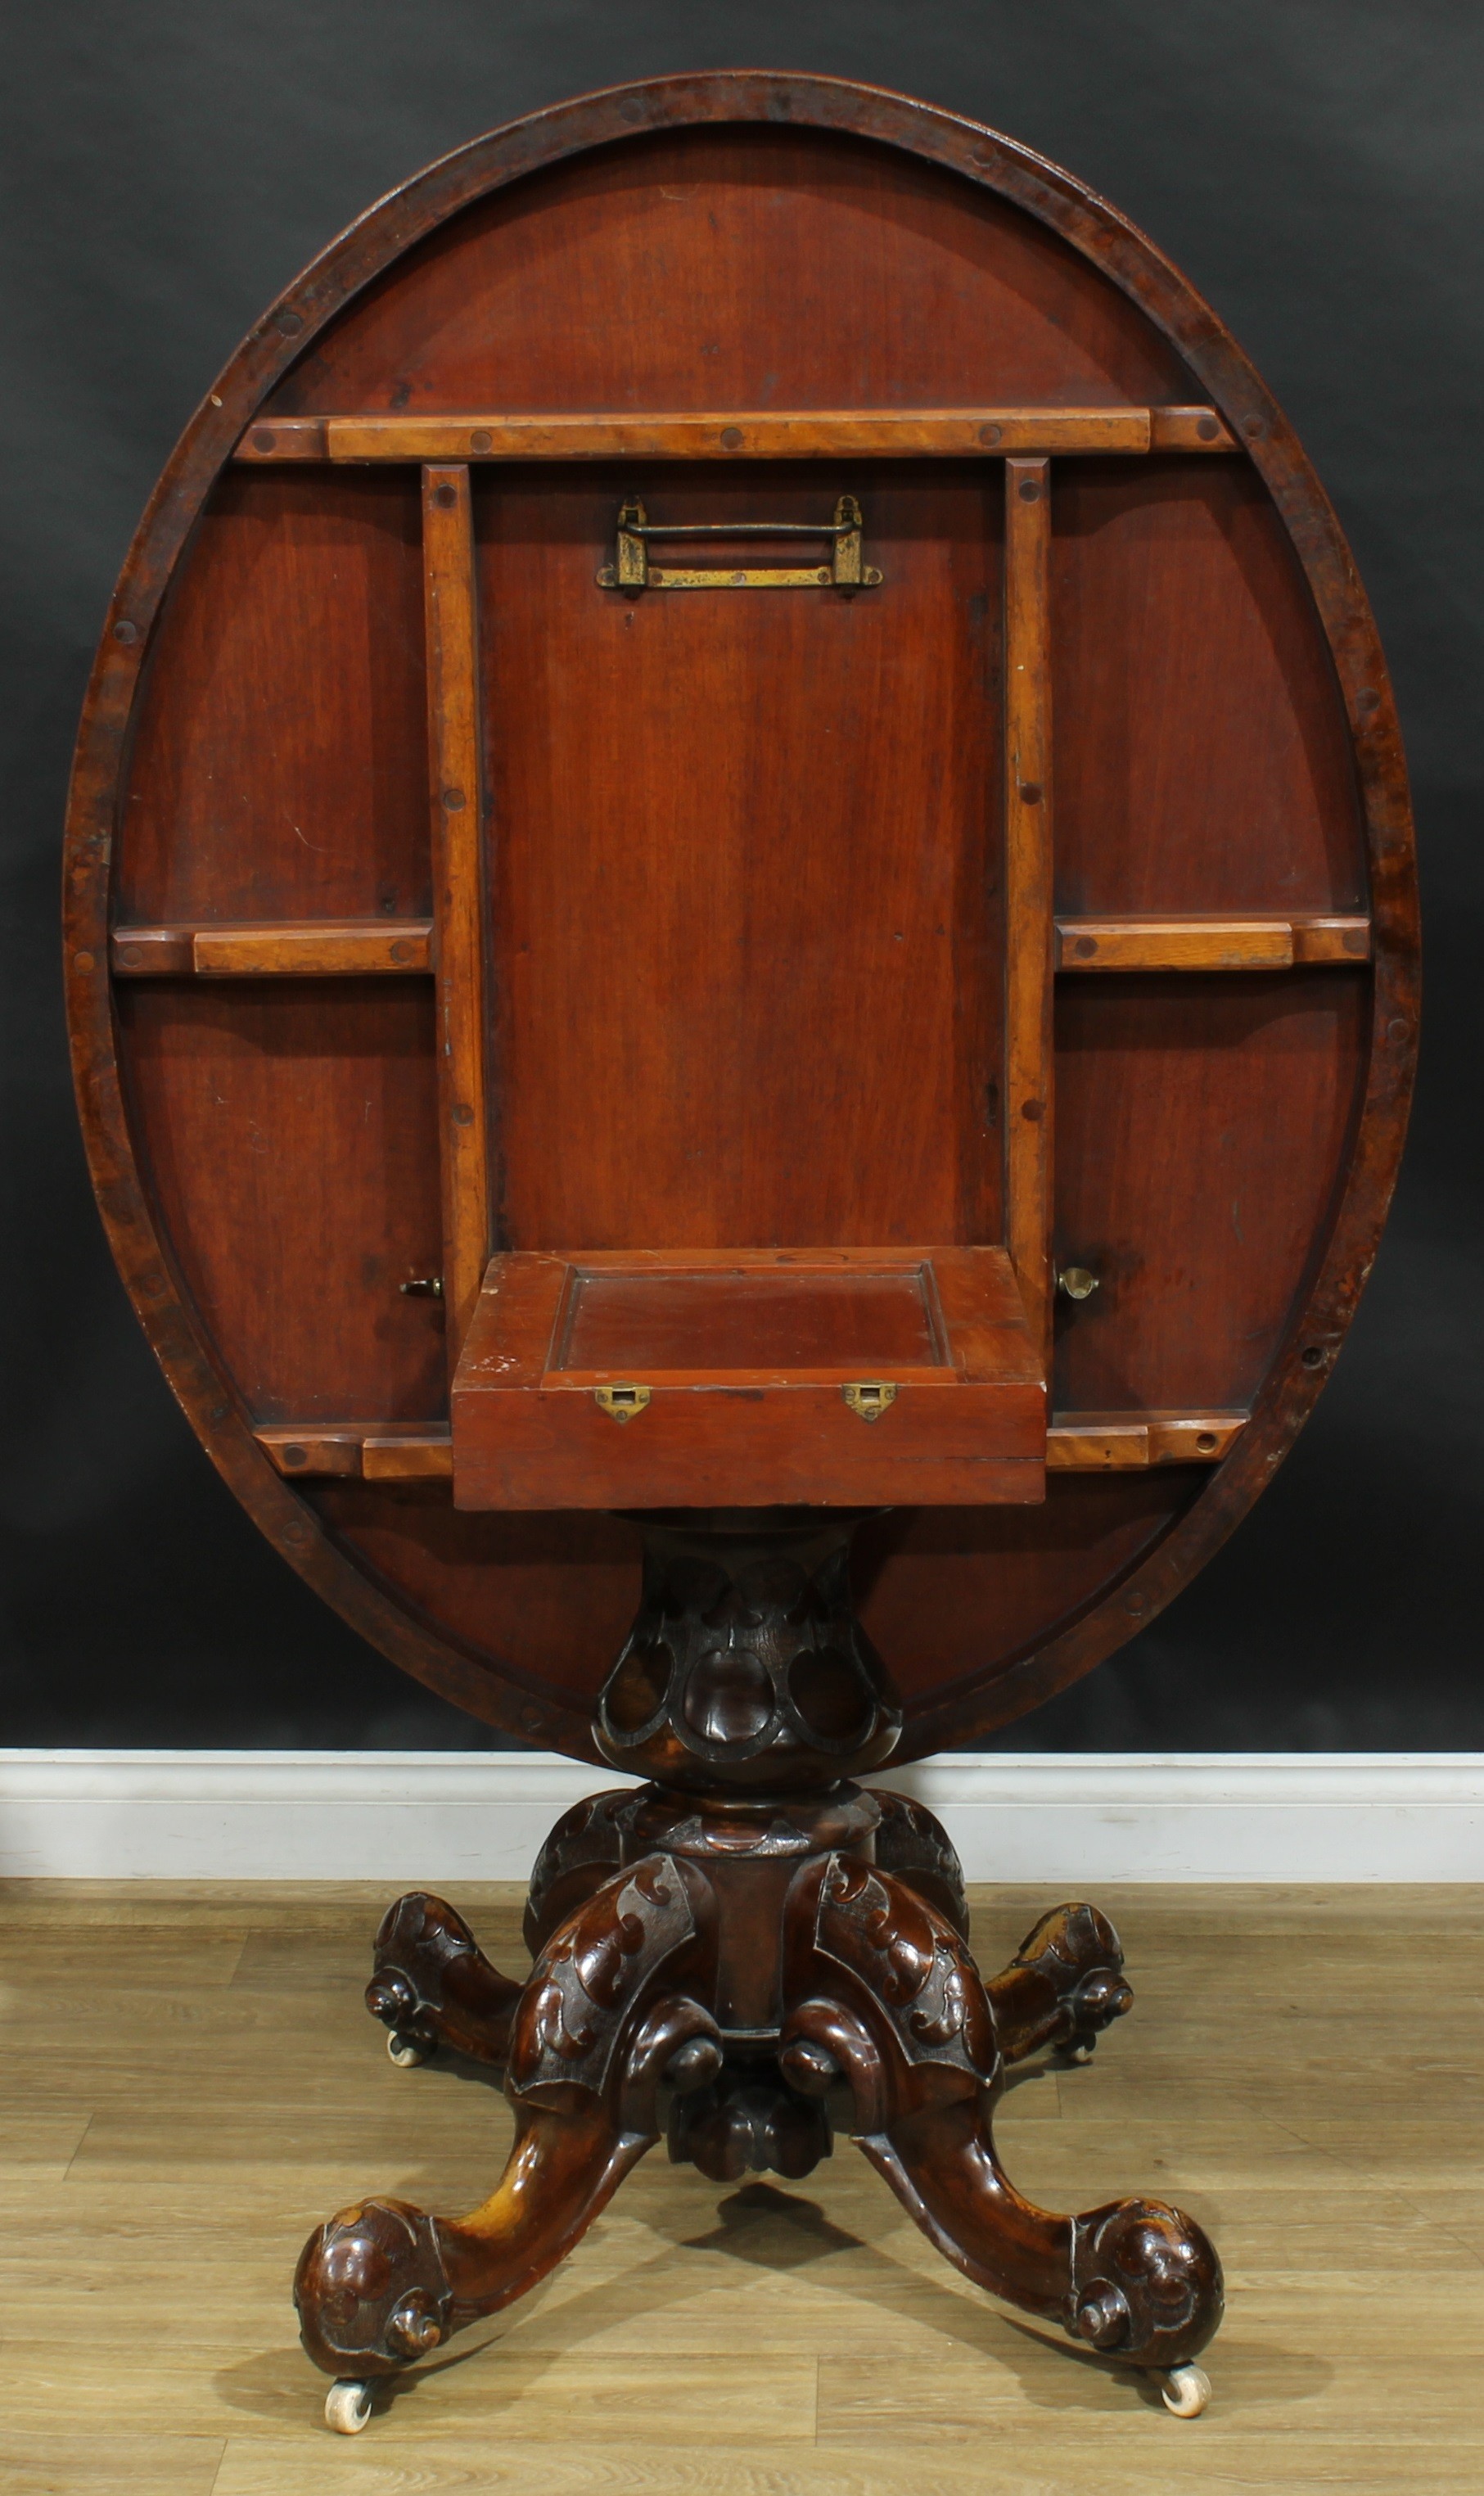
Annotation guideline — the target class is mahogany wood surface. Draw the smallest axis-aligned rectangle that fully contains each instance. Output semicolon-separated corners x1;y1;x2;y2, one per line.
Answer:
232;405;1239;462
480;459;1003;1258
422;463;489;1361
451;1248;1044;1510
1003;458;1054;1361
256;1410;1245;1482
63;74;1419;1760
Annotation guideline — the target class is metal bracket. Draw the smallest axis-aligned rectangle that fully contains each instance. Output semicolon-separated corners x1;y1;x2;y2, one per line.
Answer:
598;497;882;595
842;1381;897;1422
594;1382;651;1423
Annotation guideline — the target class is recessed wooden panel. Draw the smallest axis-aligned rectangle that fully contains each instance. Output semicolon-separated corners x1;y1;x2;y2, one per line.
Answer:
118;982;445;1422
561;1267;940;1371
268;128;1197;423
1051;462;1366;916
1052;973;1368;1415
119;470;428;924
481;465;1003;1251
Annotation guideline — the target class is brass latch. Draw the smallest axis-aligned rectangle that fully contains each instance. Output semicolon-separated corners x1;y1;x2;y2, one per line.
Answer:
593;1382;650;1423
598;497;882;595
842;1381;897;1422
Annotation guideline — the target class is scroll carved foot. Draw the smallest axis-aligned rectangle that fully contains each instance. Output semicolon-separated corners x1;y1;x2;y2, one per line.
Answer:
300;1856;723;2390
987;1902;1134;2065
365;1891;525;2067
782;1859;1221;2376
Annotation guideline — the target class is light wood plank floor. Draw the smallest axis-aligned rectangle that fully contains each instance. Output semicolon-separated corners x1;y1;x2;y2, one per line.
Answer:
1;1878;1481;2494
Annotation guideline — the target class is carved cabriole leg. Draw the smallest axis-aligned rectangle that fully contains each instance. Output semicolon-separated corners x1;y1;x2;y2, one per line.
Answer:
522;1787;635;1956
987;1902;1134;2065
779;1857;1223;2375
365;1891;525;2067
297;1855;723;2390
868;1788;970;1935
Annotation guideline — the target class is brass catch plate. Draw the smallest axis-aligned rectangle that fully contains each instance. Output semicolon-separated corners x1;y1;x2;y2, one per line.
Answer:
842;1381;897;1422
599;496;882;595
593;1382;650;1423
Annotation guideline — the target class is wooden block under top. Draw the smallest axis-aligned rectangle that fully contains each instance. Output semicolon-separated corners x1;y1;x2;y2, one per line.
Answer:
111;920;433;976
451;1247;1045;1510
1045;1411;1246;1469
1055;914;1371;972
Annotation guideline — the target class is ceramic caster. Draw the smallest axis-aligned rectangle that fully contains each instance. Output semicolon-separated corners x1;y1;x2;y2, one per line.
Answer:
1062;2040;1095;2065
325;2379;374;2433
387;2030;431;2068
1161;2362;1211;2417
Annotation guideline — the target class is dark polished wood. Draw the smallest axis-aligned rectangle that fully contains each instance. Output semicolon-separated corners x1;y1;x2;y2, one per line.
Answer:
452;1248;1044;1510
300;1512;1217;2406
233;404;1237;462
64;71;1418;1758
65;70;1418;2423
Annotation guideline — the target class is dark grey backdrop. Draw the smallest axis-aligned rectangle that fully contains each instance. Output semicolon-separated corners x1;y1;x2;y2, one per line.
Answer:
3;2;1479;1750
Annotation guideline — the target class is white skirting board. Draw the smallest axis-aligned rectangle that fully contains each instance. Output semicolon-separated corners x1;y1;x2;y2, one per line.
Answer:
0;1750;1481;1883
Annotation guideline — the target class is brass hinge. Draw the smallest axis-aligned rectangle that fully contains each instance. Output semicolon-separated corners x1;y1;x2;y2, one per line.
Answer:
598;496;882;595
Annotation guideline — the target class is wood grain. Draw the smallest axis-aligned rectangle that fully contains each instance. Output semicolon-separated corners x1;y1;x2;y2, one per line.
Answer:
422;464;490;1363
111;913;1370;982
255;1411;1242;1479
234;407;1184;463
115;469;429;927
1004;458;1054;1363
450;1246;1044;1510
484;463;1002;1255
111;921;433;977
1044;1413;1246;1469
119;982;446;1424
1056;916;1372;971
1050;460;1369;919
1053;972;1367;1417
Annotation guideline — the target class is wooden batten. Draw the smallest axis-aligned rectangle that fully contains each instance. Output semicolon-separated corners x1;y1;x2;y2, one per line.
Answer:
1055;915;1371;972
256;1427;454;1480
232;404;1238;464
422;464;490;1366
1004;458;1054;1364
108;911;1370;984
1045;1413;1247;1469
110;920;434;977
255;1411;1246;1481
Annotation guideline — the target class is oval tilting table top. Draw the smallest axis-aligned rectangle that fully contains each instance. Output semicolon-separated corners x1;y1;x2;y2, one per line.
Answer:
65;74;1417;1763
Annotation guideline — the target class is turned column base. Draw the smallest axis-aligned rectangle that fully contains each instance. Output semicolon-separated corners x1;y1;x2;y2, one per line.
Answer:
295;1777;1220;2431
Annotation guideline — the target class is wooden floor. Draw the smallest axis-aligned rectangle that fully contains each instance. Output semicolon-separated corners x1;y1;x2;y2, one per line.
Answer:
2;1878;1481;2494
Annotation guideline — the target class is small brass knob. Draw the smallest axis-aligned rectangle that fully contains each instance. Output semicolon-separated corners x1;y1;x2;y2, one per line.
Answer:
1057;1266;1099;1302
